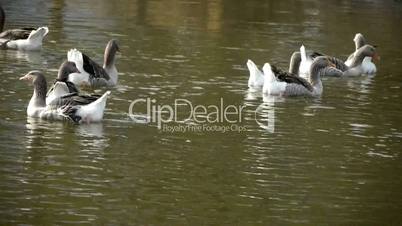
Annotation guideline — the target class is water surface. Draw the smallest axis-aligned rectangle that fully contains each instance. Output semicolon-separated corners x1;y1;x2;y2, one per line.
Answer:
0;0;402;225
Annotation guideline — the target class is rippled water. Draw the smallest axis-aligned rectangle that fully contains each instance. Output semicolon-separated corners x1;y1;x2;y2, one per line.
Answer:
1;0;402;225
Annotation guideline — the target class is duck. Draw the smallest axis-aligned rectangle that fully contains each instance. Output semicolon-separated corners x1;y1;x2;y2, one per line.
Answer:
262;56;341;97
246;59;264;89
20;71;111;123
344;33;377;74
0;5;35;40
0;26;49;51
46;61;81;105
67;39;120;88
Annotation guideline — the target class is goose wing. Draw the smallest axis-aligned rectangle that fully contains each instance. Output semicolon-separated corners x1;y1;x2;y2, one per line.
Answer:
82;53;110;80
326;56;349;72
271;65;314;92
48;92;101;108
0;28;35;40
47;80;79;97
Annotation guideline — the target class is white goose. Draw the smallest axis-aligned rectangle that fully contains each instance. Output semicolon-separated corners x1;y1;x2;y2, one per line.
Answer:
1;26;49;51
20;71;111;123
67;39;120;88
262;56;340;97
345;33;377;74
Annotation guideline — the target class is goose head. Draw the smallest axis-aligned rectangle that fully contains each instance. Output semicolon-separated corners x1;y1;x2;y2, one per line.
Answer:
349;45;379;67
57;61;80;82
20;70;46;87
360;45;379;60
20;71;48;106
104;39;120;68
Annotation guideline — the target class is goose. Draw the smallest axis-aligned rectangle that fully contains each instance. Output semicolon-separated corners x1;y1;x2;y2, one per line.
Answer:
0;5;35;40
46;61;81;105
344;33;377;74
321;45;379;76
262;56;341;97
0;26;49;51
247;59;264;89
289;45;324;79
300;45;325;78
20;71;111;123
67;39;120;88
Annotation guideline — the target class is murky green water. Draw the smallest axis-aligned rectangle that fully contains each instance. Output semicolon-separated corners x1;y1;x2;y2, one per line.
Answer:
1;0;402;225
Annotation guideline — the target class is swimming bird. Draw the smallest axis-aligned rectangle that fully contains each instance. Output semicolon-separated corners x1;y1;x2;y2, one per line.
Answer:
289;45;324;79
67;39;120;88
262;56;341;97
0;5;35;40
344;33;377;74
321;45;379;76
46;61;82;105
0;26;49;51
247;59;264;89
20;71;111;123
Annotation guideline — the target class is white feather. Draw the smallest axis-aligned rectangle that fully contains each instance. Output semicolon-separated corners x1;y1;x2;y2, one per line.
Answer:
67;49;91;86
262;63;287;95
298;44;312;79
46;82;70;105
246;59;264;89
75;91;111;123
361;57;376;74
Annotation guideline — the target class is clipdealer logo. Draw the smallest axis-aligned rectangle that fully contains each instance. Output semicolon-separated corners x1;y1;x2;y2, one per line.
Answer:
128;98;274;133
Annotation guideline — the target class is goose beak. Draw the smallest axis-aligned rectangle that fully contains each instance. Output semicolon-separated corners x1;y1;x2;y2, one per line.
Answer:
327;59;336;68
19;74;31;81
373;53;380;61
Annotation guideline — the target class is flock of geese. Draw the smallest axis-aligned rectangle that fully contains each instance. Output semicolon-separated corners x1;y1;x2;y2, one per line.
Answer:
1;6;119;124
2;5;379;125
247;33;378;97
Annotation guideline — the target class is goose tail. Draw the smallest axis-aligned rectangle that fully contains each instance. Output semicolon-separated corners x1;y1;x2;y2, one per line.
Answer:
247;59;264;88
67;49;84;72
300;44;307;62
76;91;111;123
